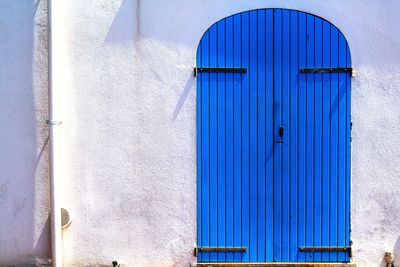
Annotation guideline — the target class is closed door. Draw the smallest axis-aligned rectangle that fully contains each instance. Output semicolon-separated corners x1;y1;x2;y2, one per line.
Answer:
196;9;351;263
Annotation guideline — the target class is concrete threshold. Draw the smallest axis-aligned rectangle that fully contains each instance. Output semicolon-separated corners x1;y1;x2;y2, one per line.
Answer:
196;263;356;267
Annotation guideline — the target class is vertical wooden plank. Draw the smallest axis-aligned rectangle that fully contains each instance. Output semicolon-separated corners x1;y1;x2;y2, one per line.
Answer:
217;20;226;263
201;30;211;262
321;20;331;262
289;10;299;262
256;9;266;263
209;24;218;262
329;25;339;262
232;13;243;263
224;16;234;263
305;14;315;262
297;11;307;262
197;39;203;263
273;9;283;262
337;32;347;263
313;17;323;263
241;11;250;262
281;9;291;262
249;10;258;262
265;9;274;263
345;44;351;264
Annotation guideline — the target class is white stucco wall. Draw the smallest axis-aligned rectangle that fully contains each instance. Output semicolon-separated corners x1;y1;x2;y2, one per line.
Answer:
1;0;400;266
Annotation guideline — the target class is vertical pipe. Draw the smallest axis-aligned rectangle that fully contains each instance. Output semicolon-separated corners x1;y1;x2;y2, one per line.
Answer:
48;0;62;266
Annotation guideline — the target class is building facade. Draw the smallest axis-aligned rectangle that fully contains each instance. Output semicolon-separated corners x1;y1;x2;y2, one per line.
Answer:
1;0;400;266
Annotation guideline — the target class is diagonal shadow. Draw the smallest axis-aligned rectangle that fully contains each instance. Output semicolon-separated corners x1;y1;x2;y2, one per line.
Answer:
173;74;196;121
104;0;141;44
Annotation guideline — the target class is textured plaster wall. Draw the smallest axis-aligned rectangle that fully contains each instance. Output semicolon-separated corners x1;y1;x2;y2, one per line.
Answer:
0;0;50;265
1;0;400;266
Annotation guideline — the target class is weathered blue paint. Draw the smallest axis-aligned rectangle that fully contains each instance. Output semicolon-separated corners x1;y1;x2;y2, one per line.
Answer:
196;8;351;263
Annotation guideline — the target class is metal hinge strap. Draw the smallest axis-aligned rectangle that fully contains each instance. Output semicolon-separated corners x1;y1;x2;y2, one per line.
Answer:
196;247;246;253
299;68;352;75
299;247;351;253
194;67;247;77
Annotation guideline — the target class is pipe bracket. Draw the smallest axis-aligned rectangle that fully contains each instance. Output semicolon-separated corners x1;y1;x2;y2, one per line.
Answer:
46;120;62;126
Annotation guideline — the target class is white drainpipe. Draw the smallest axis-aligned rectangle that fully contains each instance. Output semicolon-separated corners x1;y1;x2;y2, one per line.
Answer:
48;0;62;266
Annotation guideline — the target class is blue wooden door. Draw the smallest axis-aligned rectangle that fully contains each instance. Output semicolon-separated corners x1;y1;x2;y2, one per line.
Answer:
196;9;351;263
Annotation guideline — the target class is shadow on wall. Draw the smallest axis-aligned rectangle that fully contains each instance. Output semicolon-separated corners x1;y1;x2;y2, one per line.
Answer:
105;0;140;44
0;0;50;264
173;74;195;121
104;0;198;45
105;0;197;121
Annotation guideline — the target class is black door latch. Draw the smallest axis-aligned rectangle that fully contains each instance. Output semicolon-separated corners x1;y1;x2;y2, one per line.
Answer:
279;126;284;137
275;126;284;144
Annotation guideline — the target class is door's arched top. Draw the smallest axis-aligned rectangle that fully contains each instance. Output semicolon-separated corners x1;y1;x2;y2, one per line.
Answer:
196;8;351;66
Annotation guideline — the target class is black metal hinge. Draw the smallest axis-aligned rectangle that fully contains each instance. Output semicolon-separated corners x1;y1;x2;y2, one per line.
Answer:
299;246;352;255
194;67;247;77
194;247;246;256
300;68;353;75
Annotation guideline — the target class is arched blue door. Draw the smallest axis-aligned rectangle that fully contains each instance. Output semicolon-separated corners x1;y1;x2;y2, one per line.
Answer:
196;9;351;263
